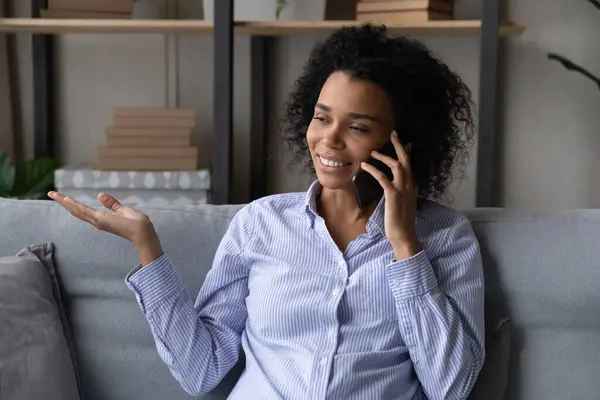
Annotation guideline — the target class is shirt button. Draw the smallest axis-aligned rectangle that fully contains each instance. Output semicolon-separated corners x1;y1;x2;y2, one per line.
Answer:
319;357;327;366
391;279;400;287
328;329;336;337
332;288;340;296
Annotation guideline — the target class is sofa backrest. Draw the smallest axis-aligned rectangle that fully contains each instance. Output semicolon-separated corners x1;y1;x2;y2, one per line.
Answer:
1;198;600;400
463;208;600;400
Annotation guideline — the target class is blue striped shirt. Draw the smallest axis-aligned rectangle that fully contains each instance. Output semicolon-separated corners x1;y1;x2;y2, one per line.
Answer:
125;181;485;399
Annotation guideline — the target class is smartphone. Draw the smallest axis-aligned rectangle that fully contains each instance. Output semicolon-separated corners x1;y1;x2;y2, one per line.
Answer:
352;141;398;209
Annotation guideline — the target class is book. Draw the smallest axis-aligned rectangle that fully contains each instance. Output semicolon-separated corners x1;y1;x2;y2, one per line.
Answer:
105;127;192;139
112;107;197;119
97;157;198;171
356;0;453;13
356;10;452;23
48;0;133;14
40;9;131;19
106;136;190;148
98;146;198;158
113;116;196;129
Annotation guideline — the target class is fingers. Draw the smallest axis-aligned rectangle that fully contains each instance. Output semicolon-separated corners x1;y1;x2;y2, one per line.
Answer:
360;162;394;192
391;130;410;168
48;191;105;227
369;132;416;190
98;192;123;213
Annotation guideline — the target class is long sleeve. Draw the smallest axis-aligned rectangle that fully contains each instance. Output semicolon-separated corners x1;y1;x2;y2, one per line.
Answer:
385;215;485;400
125;204;255;396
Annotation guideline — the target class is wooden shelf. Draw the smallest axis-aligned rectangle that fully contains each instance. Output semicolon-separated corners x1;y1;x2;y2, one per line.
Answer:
242;20;525;37
0;18;524;37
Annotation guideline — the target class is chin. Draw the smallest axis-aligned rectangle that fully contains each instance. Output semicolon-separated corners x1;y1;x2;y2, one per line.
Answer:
315;172;356;191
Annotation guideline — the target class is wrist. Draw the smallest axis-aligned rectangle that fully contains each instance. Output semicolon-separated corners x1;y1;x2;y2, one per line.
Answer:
390;237;422;261
132;223;163;266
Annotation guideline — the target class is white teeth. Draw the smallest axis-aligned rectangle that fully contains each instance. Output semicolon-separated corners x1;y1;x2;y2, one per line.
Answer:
320;156;347;167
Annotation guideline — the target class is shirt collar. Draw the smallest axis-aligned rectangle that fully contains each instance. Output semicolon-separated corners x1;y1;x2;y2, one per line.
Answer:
303;180;386;236
304;180;322;228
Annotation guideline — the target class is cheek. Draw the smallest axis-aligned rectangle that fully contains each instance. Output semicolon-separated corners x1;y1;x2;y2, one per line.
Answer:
305;125;318;153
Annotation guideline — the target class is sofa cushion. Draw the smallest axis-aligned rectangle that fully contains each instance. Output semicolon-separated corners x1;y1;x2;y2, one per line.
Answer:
0;243;80;400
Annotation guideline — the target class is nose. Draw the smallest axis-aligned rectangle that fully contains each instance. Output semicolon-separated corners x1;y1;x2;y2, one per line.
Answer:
321;122;344;148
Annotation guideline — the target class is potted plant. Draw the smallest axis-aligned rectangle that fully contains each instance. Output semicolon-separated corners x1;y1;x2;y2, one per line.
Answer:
548;0;600;90
0;151;60;199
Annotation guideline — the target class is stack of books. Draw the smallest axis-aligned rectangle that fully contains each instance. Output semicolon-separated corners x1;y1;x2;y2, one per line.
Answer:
356;0;454;23
97;107;199;171
41;0;133;19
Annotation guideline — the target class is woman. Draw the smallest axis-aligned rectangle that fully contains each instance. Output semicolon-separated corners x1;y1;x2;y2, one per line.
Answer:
50;24;484;400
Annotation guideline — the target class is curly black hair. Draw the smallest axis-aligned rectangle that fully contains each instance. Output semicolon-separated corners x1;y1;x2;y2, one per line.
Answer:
282;23;475;202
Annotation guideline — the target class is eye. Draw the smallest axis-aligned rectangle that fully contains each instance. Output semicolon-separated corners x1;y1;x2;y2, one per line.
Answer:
313;113;328;123
350;125;369;133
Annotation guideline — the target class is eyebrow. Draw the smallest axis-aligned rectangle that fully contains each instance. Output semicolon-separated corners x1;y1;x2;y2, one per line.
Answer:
315;103;382;123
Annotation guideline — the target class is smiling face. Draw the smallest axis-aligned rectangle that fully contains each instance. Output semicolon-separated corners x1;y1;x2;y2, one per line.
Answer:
307;71;396;191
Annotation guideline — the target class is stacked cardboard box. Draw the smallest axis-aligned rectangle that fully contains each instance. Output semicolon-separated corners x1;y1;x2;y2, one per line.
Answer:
41;0;133;19
356;0;454;23
98;107;200;171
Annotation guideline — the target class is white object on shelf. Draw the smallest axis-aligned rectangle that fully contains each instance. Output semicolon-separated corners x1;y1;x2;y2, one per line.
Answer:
55;166;210;190
202;0;329;21
54;166;211;207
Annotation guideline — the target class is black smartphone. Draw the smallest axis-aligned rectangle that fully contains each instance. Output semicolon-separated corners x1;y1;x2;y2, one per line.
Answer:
352;141;398;209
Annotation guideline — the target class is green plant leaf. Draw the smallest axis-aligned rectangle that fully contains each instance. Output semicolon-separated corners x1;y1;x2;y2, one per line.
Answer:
548;53;600;90
0;152;15;197
12;157;60;198
275;0;288;19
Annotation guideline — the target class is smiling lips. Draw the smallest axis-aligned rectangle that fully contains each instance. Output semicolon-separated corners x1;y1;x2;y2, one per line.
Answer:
317;155;351;168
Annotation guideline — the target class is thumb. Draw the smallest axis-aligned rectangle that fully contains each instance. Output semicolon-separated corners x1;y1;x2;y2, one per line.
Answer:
98;192;124;213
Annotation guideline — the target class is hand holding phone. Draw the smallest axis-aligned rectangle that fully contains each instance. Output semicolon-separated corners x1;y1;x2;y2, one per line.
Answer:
352;140;398;209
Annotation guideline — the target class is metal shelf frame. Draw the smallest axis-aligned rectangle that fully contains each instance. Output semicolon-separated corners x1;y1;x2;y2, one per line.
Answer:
29;0;509;206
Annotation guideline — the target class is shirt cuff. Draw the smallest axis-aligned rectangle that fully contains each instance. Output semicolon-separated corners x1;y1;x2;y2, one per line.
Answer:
125;252;184;314
385;250;438;300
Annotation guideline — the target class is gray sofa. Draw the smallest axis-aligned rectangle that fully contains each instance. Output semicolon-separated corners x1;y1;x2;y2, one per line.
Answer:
1;197;600;400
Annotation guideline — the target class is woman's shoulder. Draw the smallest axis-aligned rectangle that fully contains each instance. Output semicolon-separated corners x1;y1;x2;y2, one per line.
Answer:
418;199;474;233
249;192;306;210
243;192;308;220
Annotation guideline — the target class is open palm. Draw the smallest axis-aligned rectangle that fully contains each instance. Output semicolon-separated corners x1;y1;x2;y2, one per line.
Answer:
48;191;153;244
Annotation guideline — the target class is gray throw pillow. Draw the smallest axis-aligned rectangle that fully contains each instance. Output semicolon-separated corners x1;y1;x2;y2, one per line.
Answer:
0;243;80;400
469;318;512;400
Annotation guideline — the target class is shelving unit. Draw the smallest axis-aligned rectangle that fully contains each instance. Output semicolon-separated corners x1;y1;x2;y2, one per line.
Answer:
0;0;524;206
0;18;524;36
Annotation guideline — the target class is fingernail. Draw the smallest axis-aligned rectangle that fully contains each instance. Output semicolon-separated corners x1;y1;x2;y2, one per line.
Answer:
392;130;398;137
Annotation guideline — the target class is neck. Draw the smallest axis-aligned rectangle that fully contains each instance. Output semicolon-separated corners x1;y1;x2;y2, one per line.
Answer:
318;185;378;223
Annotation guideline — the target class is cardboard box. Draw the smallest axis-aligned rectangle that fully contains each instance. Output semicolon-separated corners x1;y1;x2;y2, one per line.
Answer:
113;107;196;119
113;116;196;129
98;146;198;159
356;10;452;22
41;9;131;19
357;0;453;13
105;127;192;139
97;157;198;171
48;0;133;14
106;136;191;147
